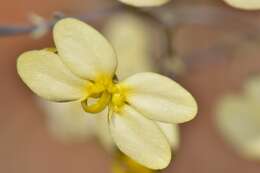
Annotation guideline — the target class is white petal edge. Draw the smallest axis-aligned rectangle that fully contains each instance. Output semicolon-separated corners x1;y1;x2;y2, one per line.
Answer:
53;18;117;81
109;105;171;170
223;0;260;10
117;0;170;7
17;50;88;101
121;72;198;124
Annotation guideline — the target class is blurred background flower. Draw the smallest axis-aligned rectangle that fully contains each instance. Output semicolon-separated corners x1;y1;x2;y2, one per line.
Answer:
2;0;260;173
216;76;260;160
223;0;260;10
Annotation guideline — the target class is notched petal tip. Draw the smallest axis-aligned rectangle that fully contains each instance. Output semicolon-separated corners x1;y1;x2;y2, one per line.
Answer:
17;50;87;102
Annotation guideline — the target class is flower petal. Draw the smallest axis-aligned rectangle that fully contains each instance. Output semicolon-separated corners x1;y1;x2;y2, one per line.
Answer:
109;105;171;170
244;76;260;103
103;13;154;80
244;138;260;159
17;50;88;101
223;0;260;10
53;18;117;81
40;99;114;149
117;0;169;7
40;100;96;142
121;72;197;124
157;122;179;150
95;111;115;151
216;94;260;159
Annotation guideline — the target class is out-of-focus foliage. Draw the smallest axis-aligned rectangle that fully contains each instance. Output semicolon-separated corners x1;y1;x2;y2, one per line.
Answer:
223;0;260;10
216;76;260;159
117;0;170;7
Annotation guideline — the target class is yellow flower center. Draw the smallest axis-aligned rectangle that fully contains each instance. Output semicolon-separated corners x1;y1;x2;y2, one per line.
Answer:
81;74;128;113
44;48;127;114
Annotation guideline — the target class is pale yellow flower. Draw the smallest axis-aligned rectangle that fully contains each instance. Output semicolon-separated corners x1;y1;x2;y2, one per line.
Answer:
41;13;180;152
216;77;260;159
117;0;170;7
223;0;260;10
17;18;197;169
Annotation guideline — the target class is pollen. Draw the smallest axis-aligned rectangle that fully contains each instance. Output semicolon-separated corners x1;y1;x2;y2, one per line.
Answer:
81;74;128;114
111;88;126;112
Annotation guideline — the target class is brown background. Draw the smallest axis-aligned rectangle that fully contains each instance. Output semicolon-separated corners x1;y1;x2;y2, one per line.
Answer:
1;0;260;172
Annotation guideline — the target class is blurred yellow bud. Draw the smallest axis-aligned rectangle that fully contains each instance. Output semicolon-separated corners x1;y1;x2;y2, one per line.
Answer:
112;151;157;173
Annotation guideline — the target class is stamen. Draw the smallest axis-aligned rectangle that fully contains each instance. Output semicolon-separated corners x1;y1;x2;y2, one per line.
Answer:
112;92;126;112
81;91;111;113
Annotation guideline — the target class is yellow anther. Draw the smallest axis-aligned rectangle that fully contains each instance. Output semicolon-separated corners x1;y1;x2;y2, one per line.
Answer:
112;93;124;106
81;75;128;114
84;82;105;98
112;93;126;112
81;91;111;113
91;84;105;94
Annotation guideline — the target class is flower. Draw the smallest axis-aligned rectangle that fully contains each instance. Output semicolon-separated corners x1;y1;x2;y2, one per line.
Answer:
41;13;180;151
216;76;260;159
117;0;170;7
223;0;260;10
17;18;197;169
